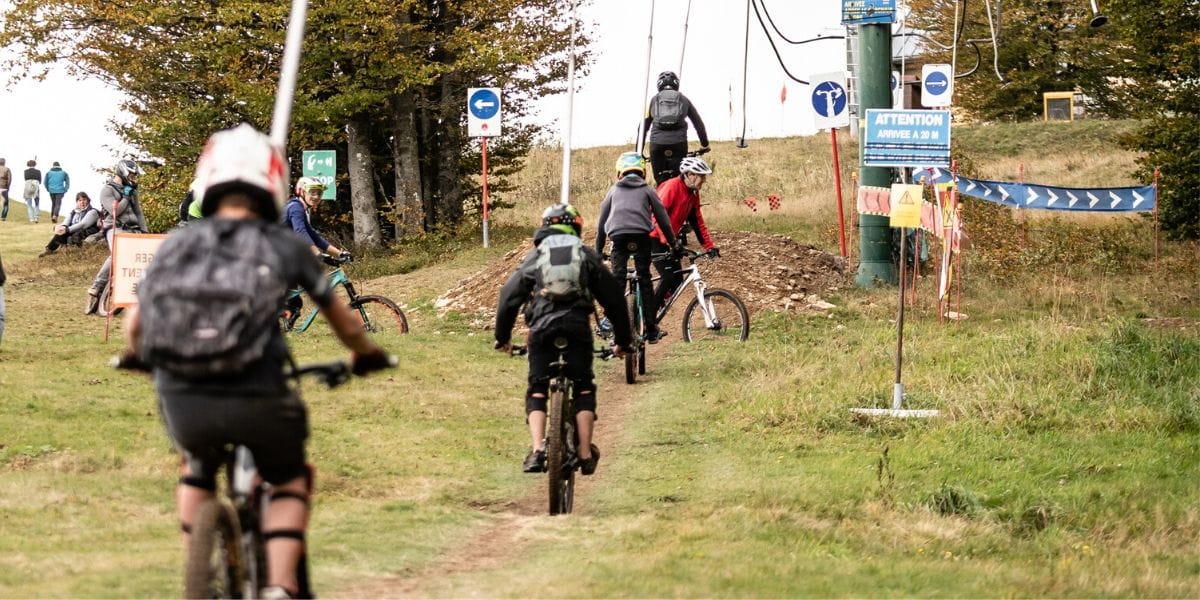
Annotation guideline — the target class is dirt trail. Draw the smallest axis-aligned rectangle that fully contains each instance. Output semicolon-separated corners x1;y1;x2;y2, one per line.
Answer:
334;341;667;598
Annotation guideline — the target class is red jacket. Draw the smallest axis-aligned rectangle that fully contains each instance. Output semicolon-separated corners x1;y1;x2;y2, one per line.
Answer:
650;176;714;250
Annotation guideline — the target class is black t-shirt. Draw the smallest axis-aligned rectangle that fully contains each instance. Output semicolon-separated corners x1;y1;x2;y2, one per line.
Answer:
153;219;335;396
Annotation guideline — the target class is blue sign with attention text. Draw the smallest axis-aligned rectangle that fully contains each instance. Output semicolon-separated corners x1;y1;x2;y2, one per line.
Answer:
864;109;952;168
842;0;896;24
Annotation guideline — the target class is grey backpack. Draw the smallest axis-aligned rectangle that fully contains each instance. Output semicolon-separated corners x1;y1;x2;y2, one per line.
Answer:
651;90;688;130
136;220;288;378
535;234;589;302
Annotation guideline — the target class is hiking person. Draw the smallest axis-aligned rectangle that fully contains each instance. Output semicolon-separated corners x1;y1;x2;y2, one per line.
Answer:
594;151;677;343
650;155;718;317
39;192;101;256
177;178;202;226
119;123;393;600
0;158;11;221
85;159;147;315
22;159;41;223
495;203;633;475
638;70;709;186
43;161;71;223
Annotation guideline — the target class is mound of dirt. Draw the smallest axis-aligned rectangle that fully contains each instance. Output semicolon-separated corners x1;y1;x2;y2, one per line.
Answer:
435;231;852;328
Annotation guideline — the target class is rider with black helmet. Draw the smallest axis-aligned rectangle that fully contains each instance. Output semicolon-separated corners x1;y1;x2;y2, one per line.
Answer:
639;71;709;186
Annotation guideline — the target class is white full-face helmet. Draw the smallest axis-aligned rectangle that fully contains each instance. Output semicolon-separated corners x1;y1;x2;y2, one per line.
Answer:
193;124;287;220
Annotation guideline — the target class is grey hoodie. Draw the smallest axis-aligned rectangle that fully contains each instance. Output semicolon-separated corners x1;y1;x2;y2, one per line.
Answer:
594;175;676;253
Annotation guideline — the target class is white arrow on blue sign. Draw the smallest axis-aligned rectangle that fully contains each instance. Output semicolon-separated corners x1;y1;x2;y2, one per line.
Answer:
921;63;954;107
467;87;502;137
809;72;849;130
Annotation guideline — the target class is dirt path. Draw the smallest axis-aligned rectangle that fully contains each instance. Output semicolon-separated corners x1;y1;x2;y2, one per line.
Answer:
334;340;672;598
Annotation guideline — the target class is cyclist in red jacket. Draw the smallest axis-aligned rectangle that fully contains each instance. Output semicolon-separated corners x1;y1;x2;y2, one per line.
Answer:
649;155;719;318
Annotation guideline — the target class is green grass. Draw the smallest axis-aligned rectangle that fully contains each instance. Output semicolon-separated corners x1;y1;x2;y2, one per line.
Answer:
0;123;1197;598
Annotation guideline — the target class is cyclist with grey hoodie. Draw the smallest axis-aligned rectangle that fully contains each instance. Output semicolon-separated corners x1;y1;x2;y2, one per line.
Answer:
594;151;677;343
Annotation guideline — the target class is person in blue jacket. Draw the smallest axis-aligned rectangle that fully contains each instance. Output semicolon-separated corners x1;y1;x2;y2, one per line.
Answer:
43;162;71;224
282;177;346;327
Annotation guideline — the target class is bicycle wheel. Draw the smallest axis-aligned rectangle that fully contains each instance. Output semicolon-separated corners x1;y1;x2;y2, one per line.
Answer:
682;288;750;343
185;499;244;599
638;339;646;375
350;294;410;335
625;294;639;384
545;385;573;515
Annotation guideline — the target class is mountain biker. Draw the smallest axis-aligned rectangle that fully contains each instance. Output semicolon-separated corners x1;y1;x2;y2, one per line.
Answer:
650;155;719;316
282;177;346;326
494;203;632;476
120;124;392;600
639;70;709;186
85;159;147;315
595;151;677;343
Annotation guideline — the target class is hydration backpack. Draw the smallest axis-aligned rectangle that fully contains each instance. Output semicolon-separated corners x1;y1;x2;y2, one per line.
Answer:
136;220;288;378
650;90;688;130
535;234;589;302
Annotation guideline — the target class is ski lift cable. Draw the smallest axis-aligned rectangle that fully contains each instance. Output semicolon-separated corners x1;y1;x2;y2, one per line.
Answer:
756;0;847;46
738;0;750;146
749;0;812;84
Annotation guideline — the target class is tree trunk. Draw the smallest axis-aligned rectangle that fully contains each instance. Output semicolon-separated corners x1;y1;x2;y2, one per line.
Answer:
346;119;383;249
434;77;464;227
391;91;424;238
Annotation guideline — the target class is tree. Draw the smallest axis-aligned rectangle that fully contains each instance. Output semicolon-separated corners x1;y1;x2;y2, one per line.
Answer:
0;0;589;242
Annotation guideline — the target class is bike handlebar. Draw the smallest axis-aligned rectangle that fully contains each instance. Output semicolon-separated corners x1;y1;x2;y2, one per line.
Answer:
503;343;615;361
111;355;396;388
320;252;353;267
651;247;718;261
686;147;711;157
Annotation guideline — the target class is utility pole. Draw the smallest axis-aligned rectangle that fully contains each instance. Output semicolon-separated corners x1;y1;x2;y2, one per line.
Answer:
854;23;898;287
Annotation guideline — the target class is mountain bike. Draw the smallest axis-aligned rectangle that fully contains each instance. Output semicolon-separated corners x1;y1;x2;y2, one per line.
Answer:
511;341;613;515
622;267;648;384
282;253;409;336
653;248;749;343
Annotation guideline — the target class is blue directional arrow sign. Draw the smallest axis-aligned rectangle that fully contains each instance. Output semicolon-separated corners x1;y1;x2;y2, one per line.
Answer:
921;64;954;107
469;88;499;120
467;87;502;137
924;71;948;96
956;177;1157;212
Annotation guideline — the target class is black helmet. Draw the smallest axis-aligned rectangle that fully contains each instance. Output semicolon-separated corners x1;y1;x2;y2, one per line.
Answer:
541;203;583;236
656;71;679;91
115;159;142;182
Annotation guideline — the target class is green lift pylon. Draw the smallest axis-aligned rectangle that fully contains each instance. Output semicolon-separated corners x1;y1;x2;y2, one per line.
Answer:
855;23;897;288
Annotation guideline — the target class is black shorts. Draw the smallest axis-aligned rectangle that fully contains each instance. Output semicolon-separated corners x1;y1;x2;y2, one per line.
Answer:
158;390;309;486
526;315;597;413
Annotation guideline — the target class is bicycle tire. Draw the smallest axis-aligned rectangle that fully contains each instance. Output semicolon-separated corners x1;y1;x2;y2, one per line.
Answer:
350;294;410;335
638;340;646;375
184;499;244;599
546;384;571;515
625;294;639;384
682;288;750;343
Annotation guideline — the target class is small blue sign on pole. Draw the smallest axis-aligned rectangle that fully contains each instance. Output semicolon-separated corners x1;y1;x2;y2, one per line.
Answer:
863;109;952;168
842;0;896;24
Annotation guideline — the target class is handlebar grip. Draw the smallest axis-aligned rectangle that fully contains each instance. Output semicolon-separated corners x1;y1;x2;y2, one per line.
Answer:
110;353;152;372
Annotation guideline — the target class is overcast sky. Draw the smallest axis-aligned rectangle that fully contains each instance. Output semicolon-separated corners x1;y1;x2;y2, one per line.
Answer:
0;0;849;205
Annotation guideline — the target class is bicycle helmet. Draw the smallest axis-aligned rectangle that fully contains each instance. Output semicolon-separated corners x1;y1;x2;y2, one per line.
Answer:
541;203;583;236
115;159;142;182
193;124;287;221
656;71;680;91
679;156;713;176
294;176;325;196
614;151;646;178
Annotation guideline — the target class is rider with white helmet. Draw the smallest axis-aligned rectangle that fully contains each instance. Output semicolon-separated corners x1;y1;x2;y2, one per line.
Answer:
649;155;719;318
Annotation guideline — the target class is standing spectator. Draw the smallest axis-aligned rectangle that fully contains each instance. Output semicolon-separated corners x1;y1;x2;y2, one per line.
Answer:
22;159;41;223
0;158;11;221
43;161;71;224
86;159;146;315
39;192;101;257
638;71;709;186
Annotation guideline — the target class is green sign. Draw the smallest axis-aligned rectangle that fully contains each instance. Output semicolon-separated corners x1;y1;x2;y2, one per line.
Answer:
302;150;336;200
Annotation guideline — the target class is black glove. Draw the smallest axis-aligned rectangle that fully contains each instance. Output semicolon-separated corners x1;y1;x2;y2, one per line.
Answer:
708;247;720;258
111;349;152;372
352;348;396;376
340;251;353;263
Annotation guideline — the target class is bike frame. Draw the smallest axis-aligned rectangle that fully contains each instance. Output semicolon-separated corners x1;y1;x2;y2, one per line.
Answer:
289;267;356;333
654;254;718;329
625;269;647;340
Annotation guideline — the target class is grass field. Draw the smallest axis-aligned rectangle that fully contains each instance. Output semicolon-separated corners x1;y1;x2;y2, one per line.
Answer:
0;121;1197;598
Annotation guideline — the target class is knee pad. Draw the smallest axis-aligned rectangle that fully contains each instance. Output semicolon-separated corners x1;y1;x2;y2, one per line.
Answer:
525;391;548;415
573;383;597;413
179;475;217;492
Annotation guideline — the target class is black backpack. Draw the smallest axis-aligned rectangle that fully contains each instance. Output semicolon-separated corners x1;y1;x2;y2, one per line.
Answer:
651;90;688;130
136;220;288;378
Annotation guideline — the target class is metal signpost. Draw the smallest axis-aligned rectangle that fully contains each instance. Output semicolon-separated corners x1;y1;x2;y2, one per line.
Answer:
811;72;851;258
302;150;336;200
467;87;502;247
